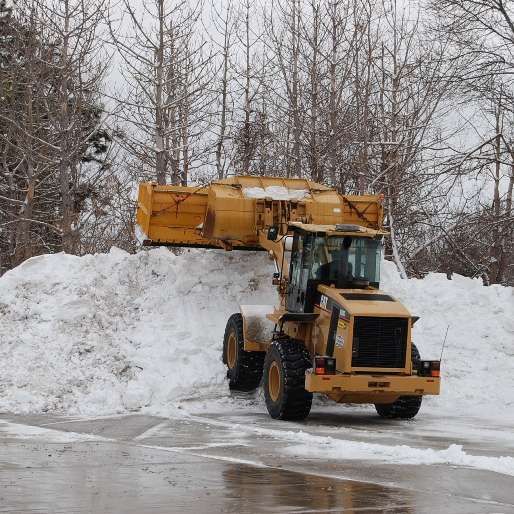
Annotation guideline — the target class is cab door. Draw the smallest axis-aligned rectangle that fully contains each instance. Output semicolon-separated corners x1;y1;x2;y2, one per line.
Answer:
286;231;314;312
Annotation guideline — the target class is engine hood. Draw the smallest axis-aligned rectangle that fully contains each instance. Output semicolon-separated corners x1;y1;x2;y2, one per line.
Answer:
318;285;412;318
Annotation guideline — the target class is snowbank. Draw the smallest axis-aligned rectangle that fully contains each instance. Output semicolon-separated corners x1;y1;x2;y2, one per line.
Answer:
382;262;514;420
0;248;513;420
0;248;276;415
285;433;514;476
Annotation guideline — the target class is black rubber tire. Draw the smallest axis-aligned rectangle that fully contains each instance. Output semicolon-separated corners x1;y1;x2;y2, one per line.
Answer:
263;340;313;420
374;343;422;419
222;313;265;391
374;395;422;419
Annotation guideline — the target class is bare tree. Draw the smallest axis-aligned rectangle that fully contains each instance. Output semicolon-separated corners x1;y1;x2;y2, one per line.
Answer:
323;0;355;190
38;0;109;253
264;0;304;178
109;0;210;186
426;0;514;284
210;0;237;180
0;0;110;270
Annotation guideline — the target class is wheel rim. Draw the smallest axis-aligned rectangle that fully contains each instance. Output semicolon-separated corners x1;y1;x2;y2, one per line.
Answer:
268;361;281;402
227;331;237;369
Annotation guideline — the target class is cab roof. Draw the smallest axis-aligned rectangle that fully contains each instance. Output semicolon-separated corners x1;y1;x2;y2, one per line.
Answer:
288;221;388;238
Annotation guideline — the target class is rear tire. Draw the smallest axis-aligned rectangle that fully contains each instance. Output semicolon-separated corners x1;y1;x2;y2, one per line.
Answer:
263;340;312;420
374;395;422;419
374;342;422;419
223;313;264;391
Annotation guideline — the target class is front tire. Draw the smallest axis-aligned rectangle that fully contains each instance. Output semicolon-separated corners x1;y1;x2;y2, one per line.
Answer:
374;343;422;419
263;340;312;420
223;313;264;391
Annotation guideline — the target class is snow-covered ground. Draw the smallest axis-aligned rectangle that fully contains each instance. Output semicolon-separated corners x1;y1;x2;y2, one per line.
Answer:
0;247;513;423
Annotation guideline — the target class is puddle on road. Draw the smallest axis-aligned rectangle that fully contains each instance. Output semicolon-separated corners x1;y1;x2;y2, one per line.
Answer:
221;464;414;513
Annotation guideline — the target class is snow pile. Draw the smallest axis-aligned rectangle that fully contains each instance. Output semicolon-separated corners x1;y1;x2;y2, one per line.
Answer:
284;431;514;476
243;186;309;200
382;261;514;419
0;248;276;415
0;248;513;420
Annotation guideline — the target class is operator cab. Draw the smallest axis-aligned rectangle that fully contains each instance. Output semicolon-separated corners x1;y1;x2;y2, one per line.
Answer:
285;225;383;313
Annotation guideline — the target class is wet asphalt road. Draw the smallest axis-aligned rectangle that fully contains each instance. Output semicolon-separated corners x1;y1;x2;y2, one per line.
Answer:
1;409;513;514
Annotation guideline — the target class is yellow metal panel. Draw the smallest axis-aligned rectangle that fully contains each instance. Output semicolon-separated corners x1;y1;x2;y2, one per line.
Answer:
305;371;440;396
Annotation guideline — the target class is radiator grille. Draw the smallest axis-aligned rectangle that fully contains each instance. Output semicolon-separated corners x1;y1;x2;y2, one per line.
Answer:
352;317;408;368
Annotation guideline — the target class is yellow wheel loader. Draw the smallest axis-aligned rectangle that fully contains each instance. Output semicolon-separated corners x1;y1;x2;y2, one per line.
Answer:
137;176;440;420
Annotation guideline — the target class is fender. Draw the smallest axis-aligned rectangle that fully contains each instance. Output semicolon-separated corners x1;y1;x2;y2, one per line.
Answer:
239;304;275;352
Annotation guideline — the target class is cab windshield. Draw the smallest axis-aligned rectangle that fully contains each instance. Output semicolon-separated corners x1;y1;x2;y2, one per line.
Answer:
309;235;382;288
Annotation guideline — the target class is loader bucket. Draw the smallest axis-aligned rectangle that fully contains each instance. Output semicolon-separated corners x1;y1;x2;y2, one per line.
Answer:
136;176;384;249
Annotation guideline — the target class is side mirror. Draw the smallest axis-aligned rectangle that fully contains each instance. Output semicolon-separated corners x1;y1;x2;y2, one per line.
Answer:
267;225;279;241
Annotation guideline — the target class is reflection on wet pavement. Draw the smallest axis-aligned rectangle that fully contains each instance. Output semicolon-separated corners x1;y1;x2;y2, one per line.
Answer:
221;464;416;513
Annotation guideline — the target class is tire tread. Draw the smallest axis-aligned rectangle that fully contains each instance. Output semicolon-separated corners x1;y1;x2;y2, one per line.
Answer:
263;339;312;420
223;313;264;391
374;343;423;419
